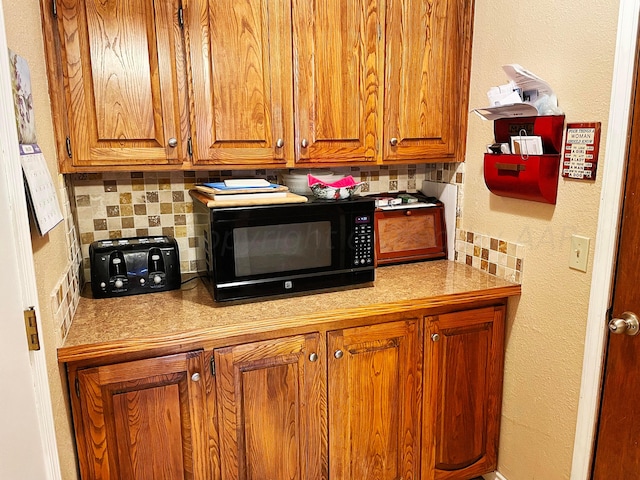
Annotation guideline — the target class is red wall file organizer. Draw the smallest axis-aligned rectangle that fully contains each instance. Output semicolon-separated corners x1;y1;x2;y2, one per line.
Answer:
483;115;565;204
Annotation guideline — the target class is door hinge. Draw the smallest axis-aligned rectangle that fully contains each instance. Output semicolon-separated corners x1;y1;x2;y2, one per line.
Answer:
75;376;80;398
210;356;216;376
178;5;184;29
65;136;72;158
52;0;58;17
23;308;40;351
187;137;193;157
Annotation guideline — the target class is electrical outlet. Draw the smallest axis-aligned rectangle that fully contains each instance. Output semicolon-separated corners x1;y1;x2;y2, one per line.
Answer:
569;235;590;272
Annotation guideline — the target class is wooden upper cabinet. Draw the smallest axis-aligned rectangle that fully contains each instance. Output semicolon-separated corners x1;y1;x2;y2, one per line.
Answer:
54;0;188;169
383;0;474;163
292;0;381;165
423;306;505;479
327;319;422;480
214;333;327;480
184;0;294;167
70;351;210;480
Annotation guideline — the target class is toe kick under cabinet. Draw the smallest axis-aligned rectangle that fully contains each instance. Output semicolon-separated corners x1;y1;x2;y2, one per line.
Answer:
66;304;506;480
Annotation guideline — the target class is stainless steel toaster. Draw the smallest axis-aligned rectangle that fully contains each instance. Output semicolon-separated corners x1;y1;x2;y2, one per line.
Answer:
89;236;181;298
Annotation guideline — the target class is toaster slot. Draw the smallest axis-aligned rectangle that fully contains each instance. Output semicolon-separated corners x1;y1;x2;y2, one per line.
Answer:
148;248;167;288
109;251;129;292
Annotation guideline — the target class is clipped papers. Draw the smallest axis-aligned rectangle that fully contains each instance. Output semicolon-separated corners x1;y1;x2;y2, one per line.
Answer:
472;64;562;120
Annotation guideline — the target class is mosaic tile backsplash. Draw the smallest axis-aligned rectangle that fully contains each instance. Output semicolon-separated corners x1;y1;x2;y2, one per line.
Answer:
454;229;525;283
51;175;83;345
71;164;466;281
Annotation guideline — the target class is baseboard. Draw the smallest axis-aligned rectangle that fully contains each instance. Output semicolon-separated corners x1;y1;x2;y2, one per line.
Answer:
483;472;508;480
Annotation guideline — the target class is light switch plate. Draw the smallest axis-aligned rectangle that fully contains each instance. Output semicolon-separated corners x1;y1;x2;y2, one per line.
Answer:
569;235;590;272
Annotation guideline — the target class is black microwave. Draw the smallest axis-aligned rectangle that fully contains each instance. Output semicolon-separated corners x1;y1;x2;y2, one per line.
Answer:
193;197;376;302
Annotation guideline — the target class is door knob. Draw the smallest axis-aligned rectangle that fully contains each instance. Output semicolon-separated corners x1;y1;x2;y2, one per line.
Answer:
609;312;640;336
276;138;284;148
301;138;309;148
191;372;201;382
334;349;343;359
389;137;398;147
168;137;178;148
309;352;318;362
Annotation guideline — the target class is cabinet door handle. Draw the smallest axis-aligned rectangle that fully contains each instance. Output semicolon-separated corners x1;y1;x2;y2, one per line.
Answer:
191;372;201;382
276;138;284;148
168;137;178;148
389;137;398;147
309;352;318;362
431;333;440;342
405;210;412;216
334;349;344;359
301;138;309;148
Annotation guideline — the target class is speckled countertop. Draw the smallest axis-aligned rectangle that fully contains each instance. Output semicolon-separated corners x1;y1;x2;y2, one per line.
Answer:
59;260;520;363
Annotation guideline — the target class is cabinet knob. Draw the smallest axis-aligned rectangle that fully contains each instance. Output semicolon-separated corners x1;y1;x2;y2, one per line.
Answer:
431;333;440;342
191;372;201;382
309;352;318;362
301;138;309;148
168;137;178;148
276;138;284;148
334;349;344;359
405;210;412;216
389;137;398;147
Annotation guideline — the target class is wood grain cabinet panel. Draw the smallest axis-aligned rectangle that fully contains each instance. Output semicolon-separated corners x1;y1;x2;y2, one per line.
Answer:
292;0;380;165
70;351;210;480
184;0;294;167
383;0;474;163
213;333;326;480
53;0;188;169
423;306;505;480
328;319;422;480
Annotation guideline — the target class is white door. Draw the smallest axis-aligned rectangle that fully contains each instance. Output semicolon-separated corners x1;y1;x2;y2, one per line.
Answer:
0;0;59;478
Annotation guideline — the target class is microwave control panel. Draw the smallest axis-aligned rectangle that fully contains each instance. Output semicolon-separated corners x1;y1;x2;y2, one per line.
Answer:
353;214;374;267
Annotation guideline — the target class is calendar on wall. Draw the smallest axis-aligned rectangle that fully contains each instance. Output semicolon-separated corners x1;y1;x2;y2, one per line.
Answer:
9;49;63;235
562;122;602;180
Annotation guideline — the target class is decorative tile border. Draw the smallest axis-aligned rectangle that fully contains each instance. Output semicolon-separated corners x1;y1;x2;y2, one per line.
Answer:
454;229;525;283
71;163;464;280
51;176;83;345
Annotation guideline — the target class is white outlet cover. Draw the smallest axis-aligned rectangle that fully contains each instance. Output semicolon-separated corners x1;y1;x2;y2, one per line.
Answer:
569;235;590;272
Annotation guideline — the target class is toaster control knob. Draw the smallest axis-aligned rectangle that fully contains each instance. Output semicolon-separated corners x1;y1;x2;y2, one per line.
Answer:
115;279;124;289
151;254;160;261
139;278;146;285
153;275;162;285
100;282;106;289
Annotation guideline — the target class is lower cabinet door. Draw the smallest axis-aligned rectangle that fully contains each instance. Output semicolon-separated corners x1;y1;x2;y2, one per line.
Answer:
72;351;211;480
423;306;506;479
327;318;422;480
214;333;326;480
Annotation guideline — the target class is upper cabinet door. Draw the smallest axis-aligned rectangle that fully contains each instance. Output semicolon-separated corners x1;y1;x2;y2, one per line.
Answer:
185;0;294;167
57;0;188;168
292;0;381;165
383;0;474;163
